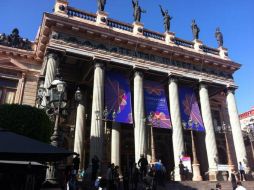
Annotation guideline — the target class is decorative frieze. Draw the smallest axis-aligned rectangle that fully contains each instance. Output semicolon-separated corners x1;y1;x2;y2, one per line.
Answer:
51;32;233;79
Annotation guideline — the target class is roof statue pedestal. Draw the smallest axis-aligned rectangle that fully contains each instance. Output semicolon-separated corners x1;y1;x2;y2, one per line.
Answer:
219;46;229;59
193;39;203;52
54;0;68;15
96;11;108;26
133;21;144;36
165;31;175;45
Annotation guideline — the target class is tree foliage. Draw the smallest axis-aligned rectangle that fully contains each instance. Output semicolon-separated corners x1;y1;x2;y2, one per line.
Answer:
0;104;53;143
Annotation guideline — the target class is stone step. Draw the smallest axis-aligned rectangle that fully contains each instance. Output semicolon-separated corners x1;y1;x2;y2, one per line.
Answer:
161;181;254;190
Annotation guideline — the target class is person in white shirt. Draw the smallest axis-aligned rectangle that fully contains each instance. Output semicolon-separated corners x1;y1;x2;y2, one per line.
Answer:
238;162;245;181
235;181;246;190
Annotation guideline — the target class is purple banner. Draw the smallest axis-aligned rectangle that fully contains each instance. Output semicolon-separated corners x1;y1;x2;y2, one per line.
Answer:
105;70;133;124
179;86;205;131
144;80;171;129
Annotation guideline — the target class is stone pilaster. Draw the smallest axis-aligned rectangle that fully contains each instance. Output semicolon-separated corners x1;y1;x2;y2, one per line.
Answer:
168;77;184;181
219;47;229;59
74;92;86;170
44;53;59;89
199;83;218;181
193;39;203;52
133;70;146;163
226;87;249;172
111;122;120;167
89;62;105;163
165;31;175;45
96;11;108;26
133;22;144;36
54;0;68;15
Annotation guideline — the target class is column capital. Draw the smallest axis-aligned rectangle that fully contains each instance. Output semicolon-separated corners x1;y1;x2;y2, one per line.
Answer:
199;79;212;89
46;52;60;61
133;69;144;78
226;85;238;94
199;82;208;89
94;62;105;69
168;76;178;84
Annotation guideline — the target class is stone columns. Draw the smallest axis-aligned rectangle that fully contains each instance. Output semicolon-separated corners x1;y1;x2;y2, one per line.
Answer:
226;87;249;171
199;83;218;181
111;122;120;167
89;62;105;163
74;92;86;170
44;53;59;89
168;77;185;181
133;70;146;163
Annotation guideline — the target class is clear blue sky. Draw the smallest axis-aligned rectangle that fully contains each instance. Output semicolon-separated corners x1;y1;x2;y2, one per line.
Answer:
1;0;253;113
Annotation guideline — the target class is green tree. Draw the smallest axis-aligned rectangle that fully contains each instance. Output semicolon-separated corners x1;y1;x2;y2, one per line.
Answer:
0;104;53;143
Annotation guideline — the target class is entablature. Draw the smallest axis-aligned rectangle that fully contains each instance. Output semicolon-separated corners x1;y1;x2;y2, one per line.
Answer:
36;11;240;75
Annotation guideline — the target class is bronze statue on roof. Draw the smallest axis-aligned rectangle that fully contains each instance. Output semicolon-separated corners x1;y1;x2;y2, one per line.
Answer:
191;20;200;40
132;0;146;22
215;27;223;47
97;0;106;12
159;5;173;32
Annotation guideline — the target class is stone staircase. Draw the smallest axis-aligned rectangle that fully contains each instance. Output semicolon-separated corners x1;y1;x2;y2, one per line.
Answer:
159;181;254;190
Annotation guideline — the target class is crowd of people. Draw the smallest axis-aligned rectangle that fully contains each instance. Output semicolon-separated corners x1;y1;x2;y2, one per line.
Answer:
65;154;249;190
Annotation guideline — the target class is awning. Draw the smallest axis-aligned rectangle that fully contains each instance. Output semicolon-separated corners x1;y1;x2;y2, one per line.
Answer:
0;129;75;162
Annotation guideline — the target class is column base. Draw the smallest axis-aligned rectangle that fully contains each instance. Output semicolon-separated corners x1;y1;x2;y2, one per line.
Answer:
208;170;218;181
174;167;181;181
192;163;202;181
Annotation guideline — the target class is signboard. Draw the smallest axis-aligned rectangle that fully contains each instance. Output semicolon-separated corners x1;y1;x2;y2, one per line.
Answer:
181;156;192;173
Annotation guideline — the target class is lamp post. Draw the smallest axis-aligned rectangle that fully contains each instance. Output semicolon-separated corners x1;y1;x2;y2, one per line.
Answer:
146;112;160;163
46;71;67;186
182;119;202;181
215;123;234;172
95;107;116;173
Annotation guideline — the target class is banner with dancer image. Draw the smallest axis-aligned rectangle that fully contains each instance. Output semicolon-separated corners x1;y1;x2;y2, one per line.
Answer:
144;80;171;129
105;70;133;124
179;86;205;131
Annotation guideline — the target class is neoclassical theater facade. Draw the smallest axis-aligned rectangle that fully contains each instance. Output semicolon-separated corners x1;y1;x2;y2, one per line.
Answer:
0;0;251;181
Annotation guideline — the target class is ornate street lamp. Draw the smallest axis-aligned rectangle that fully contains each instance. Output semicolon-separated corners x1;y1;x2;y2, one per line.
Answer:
145;112;160;163
95;107;116;171
48;77;67;147
74;87;82;102
182;119;202;181
215;122;234;171
46;70;67;186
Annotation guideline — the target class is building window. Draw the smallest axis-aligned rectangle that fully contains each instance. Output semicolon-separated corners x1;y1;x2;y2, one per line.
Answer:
0;78;18;104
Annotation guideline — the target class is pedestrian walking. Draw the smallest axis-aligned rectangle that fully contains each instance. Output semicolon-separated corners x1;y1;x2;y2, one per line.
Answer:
73;154;80;174
138;154;148;179
132;163;139;190
238;162;245;181
91;155;100;183
106;163;114;190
